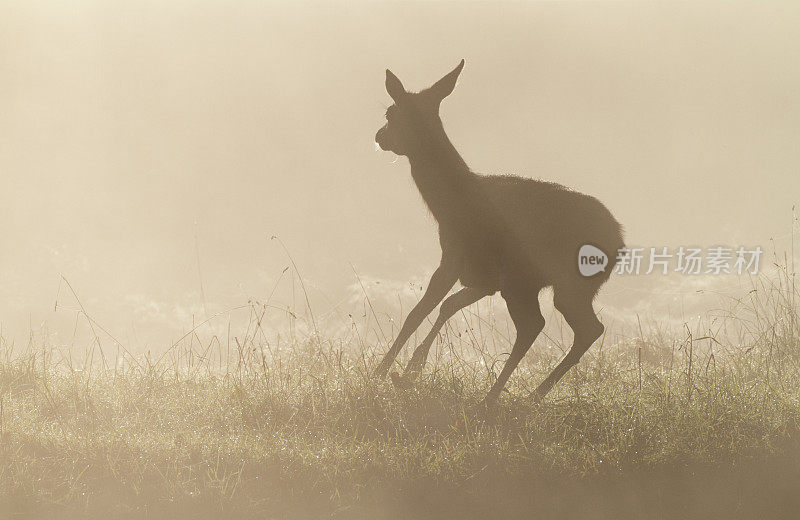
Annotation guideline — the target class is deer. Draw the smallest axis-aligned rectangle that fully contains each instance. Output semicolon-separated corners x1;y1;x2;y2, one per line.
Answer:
373;60;625;408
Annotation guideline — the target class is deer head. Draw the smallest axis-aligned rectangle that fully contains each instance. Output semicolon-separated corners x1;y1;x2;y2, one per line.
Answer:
375;59;465;156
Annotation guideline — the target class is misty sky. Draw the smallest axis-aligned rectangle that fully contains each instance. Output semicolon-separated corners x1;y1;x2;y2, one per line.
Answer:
2;1;799;350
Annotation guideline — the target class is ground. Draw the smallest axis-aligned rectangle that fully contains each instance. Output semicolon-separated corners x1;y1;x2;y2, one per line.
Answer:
2;326;800;519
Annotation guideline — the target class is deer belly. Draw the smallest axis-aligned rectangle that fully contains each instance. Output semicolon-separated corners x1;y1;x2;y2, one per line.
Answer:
458;251;502;291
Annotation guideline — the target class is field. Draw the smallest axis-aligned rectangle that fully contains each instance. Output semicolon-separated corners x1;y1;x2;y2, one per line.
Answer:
1;268;799;519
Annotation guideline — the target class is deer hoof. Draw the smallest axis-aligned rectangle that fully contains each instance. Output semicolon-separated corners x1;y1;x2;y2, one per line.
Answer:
476;398;500;422
390;371;413;389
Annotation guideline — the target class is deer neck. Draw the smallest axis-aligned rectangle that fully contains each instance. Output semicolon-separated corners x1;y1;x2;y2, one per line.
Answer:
407;125;473;225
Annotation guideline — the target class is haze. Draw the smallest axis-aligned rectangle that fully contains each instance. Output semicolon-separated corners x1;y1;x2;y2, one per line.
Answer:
2;1;799;351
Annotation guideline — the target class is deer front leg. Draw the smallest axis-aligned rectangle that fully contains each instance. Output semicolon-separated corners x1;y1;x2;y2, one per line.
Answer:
374;263;458;378
401;286;490;378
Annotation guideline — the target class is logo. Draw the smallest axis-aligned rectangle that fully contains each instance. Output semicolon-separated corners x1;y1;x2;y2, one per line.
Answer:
578;245;608;277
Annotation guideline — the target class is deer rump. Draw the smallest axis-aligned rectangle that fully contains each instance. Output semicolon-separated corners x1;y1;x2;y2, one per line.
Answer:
440;174;625;294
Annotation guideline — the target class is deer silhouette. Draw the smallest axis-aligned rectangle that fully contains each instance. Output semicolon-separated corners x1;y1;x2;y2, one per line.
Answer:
374;60;625;406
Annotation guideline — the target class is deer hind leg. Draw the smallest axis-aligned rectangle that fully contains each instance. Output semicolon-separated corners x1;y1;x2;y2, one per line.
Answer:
374;264;458;378
533;286;604;401
401;286;490;378
482;288;545;405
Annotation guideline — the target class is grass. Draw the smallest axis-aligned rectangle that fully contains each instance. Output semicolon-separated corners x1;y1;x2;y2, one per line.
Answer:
1;264;799;519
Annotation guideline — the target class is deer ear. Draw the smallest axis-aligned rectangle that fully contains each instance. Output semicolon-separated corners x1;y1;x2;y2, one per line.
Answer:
385;69;406;103
427;59;465;102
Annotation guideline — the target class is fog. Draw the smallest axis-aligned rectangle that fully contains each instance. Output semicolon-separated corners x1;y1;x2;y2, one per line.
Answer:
2;1;799;351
